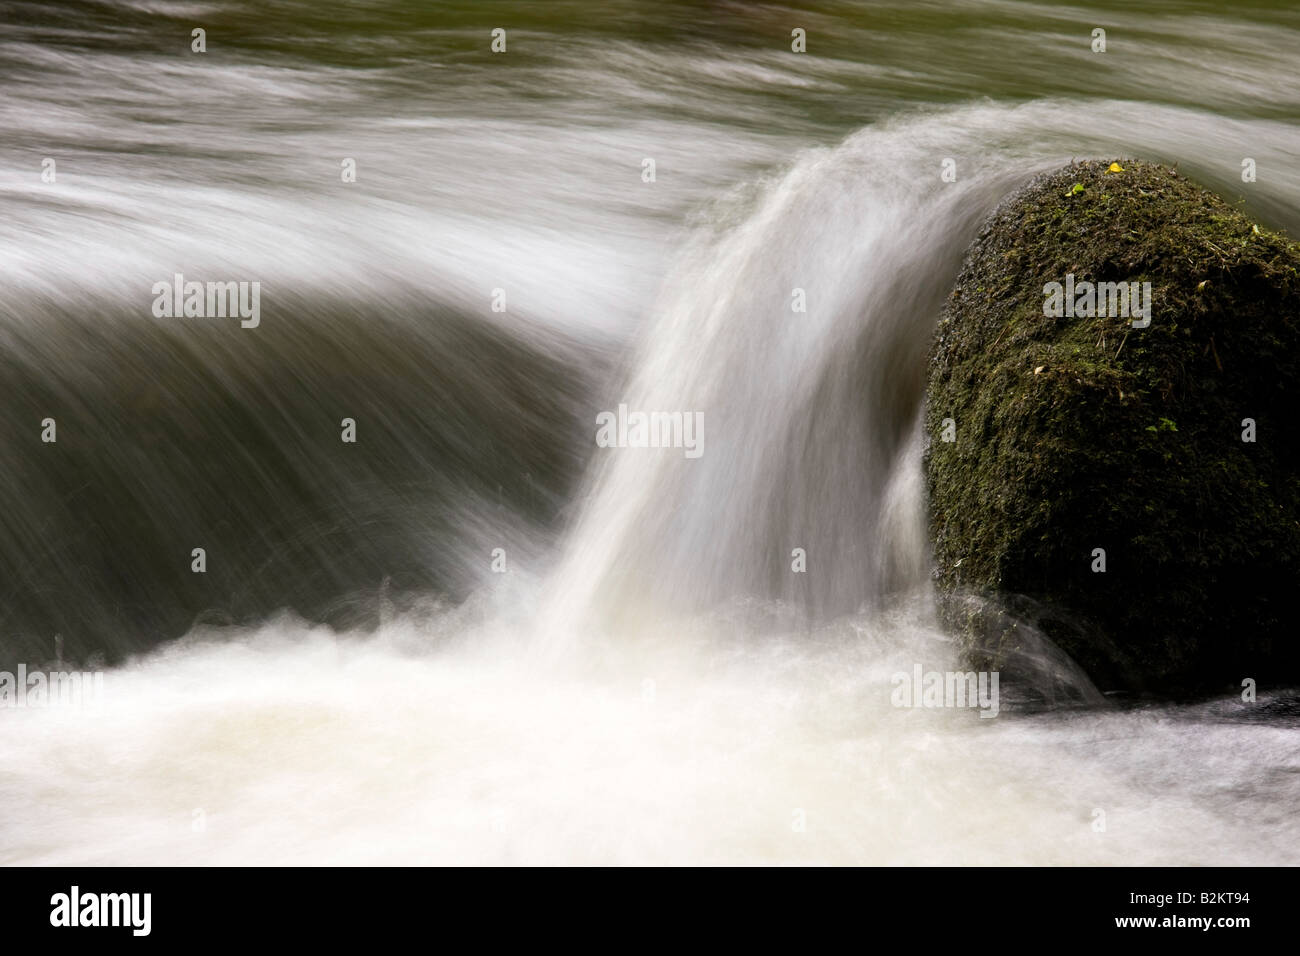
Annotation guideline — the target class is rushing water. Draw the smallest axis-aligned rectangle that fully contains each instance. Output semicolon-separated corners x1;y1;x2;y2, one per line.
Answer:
1;0;1298;865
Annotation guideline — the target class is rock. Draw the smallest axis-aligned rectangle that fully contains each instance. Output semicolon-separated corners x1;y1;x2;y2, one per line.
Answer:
925;159;1300;694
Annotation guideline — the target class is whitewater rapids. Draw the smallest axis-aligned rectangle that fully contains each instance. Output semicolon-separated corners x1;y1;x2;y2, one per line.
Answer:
3;0;1300;867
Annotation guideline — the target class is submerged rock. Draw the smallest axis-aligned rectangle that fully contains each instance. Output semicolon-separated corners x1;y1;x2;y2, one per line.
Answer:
925;159;1300;693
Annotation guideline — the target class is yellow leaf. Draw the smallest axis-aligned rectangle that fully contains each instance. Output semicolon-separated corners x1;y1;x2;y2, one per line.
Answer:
1106;162;1124;173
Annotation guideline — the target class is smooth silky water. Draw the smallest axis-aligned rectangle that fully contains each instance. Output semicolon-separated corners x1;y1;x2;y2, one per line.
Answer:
1;0;1297;864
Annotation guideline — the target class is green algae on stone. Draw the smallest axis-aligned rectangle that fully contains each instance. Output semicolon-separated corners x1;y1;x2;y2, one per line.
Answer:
925;159;1300;694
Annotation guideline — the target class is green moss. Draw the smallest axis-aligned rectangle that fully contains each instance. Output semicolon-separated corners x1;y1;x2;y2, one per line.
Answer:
925;160;1300;694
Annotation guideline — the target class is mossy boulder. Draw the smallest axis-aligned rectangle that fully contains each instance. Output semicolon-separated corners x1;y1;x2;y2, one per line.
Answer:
925;159;1300;694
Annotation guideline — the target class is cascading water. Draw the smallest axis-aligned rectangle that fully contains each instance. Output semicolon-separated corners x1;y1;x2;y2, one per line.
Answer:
2;0;1298;866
